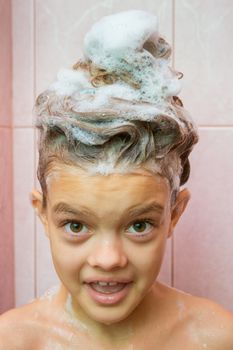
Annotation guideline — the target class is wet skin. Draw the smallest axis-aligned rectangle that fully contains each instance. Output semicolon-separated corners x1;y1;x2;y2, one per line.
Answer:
1;165;233;349
38;166;176;327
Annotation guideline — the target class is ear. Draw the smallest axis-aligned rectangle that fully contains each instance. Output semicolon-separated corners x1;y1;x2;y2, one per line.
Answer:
30;189;49;237
167;188;190;238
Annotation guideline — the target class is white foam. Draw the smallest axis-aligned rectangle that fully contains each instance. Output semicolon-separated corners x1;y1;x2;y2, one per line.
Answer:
39;285;60;301
49;68;92;95
65;294;89;332
84;10;158;56
87;159;130;176
83;10;181;104
50;10;181;110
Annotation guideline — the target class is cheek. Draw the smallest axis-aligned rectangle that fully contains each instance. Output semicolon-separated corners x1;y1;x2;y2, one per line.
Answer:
49;236;85;281
132;234;167;277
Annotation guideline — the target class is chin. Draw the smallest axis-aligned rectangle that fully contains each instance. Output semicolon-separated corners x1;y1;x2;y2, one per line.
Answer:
88;308;132;325
84;297;142;326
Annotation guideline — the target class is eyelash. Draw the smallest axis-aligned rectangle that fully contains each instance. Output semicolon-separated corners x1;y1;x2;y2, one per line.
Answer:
59;217;158;238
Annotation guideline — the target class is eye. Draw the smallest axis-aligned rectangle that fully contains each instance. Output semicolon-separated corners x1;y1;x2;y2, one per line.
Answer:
127;220;154;236
64;221;89;236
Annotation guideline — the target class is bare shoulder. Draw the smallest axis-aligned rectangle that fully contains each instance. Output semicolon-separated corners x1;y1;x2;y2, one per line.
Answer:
0;300;46;350
190;296;233;349
0;292;81;350
154;283;233;349
172;286;233;349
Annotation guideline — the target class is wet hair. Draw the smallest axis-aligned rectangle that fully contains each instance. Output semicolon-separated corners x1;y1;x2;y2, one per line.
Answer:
34;11;198;208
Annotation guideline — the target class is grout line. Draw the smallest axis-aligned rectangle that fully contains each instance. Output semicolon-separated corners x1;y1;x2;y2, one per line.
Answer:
10;7;15;299
172;0;175;70
33;0;37;300
8;125;34;128
198;125;233;128
0;125;12;129
171;0;175;288
10;0;13;129
11;0;16;308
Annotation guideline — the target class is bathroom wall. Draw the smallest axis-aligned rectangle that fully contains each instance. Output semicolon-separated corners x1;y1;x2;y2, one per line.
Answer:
0;0;14;313
8;0;233;311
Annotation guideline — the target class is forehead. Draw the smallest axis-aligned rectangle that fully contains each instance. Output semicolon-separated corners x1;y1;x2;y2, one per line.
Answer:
46;165;171;214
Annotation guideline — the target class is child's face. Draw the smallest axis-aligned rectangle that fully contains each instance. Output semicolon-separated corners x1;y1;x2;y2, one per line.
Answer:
33;164;189;325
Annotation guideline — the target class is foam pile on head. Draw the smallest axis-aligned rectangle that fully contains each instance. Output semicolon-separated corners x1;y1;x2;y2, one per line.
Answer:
83;10;180;102
35;10;198;203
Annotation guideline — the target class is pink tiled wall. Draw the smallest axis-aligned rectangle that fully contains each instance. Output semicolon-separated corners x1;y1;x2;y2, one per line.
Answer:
3;0;233;312
173;0;233;311
0;0;14;313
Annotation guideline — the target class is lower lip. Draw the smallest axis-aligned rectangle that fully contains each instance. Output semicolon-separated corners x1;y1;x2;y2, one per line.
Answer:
85;283;132;305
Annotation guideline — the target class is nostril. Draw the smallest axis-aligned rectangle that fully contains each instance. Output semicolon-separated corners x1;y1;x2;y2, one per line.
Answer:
87;246;128;270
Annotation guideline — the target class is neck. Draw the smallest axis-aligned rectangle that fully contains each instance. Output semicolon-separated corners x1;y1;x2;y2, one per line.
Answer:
56;282;164;343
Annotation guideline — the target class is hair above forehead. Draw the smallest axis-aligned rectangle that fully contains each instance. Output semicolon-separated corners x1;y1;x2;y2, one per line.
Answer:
34;10;198;203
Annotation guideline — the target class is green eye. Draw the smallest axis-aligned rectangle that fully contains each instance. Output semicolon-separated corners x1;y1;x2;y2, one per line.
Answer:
64;222;88;236
127;221;154;236
133;222;147;232
70;223;83;233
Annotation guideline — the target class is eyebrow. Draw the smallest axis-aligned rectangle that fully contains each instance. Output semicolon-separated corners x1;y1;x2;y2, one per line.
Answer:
52;202;95;218
127;202;164;218
52;201;164;219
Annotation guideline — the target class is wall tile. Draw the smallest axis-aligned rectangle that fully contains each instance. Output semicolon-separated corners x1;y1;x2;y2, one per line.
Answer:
0;0;12;126
0;128;14;313
35;0;173;94
12;0;34;126
174;128;233;311
175;0;233;125
13;128;35;306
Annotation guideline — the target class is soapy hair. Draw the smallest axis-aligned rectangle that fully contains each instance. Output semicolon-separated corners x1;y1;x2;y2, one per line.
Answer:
34;11;198;207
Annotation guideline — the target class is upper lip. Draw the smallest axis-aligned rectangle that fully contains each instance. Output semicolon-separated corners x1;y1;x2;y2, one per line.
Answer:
84;277;133;284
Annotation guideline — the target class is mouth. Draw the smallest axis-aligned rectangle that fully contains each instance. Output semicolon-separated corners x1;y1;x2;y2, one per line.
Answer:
84;279;133;305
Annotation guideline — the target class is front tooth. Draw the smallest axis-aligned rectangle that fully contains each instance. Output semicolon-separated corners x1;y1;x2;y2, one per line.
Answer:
108;282;118;286
97;281;108;286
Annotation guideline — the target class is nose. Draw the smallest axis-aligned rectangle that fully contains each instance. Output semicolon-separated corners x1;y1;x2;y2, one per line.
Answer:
87;236;128;271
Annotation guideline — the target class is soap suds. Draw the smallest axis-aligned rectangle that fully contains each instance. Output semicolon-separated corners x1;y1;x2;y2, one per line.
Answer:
42;9;185;129
50;68;92;96
49;10;181;112
40;285;60;301
35;10;198;192
44;340;67;350
65;294;89;333
83;10;179;101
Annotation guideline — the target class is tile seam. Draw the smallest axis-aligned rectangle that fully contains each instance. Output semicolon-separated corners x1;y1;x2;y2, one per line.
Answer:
33;0;37;299
171;0;175;288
